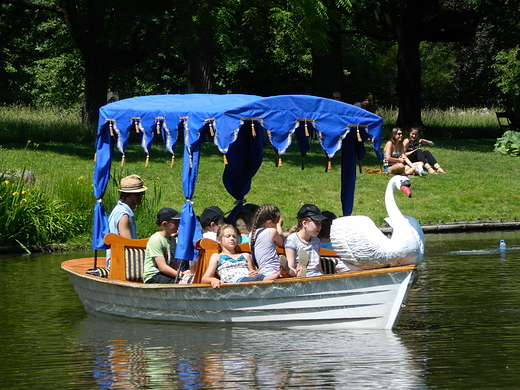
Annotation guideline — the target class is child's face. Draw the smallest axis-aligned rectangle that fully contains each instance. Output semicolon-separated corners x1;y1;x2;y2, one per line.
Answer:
303;219;322;237
218;228;237;250
164;219;180;235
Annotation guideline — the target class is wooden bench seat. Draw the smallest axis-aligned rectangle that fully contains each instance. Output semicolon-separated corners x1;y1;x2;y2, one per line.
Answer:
193;238;341;283
103;234;343;284
104;233;149;282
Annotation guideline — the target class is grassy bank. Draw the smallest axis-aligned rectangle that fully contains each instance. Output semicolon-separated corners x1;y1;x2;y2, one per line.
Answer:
0;105;515;248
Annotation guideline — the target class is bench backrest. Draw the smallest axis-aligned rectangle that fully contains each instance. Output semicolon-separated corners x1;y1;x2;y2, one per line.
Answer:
192;238;340;283
104;233;149;281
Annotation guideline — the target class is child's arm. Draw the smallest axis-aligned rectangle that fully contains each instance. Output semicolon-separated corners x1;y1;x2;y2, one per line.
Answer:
270;225;285;248
244;254;258;276
284;247;297;271
154;256;179;278
201;254;222;289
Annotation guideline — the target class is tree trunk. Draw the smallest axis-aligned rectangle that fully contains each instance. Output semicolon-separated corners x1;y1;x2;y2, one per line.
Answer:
186;6;214;93
82;59;111;125
312;28;344;99
395;30;423;128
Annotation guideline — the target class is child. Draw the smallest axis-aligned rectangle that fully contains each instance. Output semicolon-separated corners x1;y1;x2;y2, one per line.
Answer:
200;206;225;241
202;224;277;289
285;204;327;277
143;207;192;284
250;204;294;278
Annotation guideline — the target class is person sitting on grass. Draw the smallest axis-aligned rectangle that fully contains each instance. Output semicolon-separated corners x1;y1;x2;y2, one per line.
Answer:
403;127;447;174
383;127;424;175
202;224;278;289
143;207;192;284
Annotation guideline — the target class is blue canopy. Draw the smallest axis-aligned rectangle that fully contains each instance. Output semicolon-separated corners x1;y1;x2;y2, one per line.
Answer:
93;94;383;261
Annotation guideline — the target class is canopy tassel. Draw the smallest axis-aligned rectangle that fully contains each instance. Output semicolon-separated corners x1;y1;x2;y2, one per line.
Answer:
121;154;126;167
223;154;228;165
170;155;175;168
357;126;362;142
251;121;256;137
94;152;97;162
304;121;309;137
209;121;214;136
108;122;115;137
189;155;193;168
145;154;149;167
155;121;161;135
277;155;282;167
326;158;332;172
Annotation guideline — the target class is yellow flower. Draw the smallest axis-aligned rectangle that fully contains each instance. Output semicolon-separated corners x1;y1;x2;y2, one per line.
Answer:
12;191;19;196
77;176;84;180
21;198;27;202
21;190;27;195
3;180;9;185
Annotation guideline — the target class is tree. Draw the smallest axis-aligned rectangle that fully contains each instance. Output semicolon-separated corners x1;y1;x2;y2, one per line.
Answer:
348;0;482;127
1;0;170;124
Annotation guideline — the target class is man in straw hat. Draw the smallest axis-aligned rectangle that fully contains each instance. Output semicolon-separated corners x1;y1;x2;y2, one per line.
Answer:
106;174;147;268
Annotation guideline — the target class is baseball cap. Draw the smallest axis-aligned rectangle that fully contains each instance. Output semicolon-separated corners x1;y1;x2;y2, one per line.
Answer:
200;206;225;228
156;207;181;224
297;204;328;221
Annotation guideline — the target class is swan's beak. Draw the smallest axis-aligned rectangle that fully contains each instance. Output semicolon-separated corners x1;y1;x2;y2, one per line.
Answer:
400;185;412;198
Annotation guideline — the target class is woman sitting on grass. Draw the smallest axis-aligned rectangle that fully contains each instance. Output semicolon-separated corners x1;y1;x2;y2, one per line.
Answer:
403;127;447;174
383;127;424;175
202;224;278;289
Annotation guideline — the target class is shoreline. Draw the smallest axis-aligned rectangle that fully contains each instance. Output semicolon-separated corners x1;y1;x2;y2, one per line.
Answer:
2;219;519;254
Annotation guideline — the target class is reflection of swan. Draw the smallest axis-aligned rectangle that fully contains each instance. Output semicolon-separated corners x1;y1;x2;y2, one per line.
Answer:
331;175;424;268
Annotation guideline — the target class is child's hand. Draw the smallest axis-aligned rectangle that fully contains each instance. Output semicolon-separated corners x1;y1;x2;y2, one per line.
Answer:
211;279;222;289
248;270;258;277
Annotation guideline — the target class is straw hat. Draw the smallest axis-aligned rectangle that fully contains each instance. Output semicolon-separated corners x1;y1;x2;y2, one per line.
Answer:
118;174;148;193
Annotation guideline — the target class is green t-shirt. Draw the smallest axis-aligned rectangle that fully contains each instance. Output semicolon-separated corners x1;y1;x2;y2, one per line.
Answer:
143;232;176;282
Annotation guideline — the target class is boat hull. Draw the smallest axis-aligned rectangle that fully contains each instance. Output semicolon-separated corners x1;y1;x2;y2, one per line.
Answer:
62;259;416;330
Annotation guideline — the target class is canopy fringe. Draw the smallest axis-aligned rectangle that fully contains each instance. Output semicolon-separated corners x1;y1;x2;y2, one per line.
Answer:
357;126;362;142
204;118;216;136
304;121;309;137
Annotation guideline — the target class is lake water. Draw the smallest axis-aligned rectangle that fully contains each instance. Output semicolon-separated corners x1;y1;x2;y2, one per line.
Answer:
1;230;520;389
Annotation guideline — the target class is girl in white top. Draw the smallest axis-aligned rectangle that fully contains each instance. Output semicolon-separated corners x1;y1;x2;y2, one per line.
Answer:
250;204;294;278
202;225;278;289
285;204;327;277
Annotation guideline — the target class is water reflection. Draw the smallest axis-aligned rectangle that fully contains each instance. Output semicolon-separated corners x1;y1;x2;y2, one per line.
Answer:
74;317;425;389
4;232;520;388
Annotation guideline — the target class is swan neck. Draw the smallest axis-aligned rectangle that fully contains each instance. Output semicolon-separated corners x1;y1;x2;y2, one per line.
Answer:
386;182;405;223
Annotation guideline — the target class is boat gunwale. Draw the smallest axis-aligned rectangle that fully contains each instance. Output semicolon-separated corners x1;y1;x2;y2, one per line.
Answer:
61;257;417;290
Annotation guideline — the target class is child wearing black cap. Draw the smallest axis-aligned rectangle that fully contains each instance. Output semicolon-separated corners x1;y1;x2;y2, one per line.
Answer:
285;204;327;277
143;207;192;284
200;206;225;241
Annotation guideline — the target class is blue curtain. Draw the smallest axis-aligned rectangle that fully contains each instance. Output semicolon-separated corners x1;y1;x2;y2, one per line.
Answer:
92;122;114;250
223;121;264;223
175;122;205;262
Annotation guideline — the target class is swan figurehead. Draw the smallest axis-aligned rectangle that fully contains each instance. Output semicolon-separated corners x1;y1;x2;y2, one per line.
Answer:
330;175;424;269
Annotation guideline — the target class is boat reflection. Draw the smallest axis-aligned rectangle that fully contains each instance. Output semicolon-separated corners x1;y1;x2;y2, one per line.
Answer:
74;316;425;389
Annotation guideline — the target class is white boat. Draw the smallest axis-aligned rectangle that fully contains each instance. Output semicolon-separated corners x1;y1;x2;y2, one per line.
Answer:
63;94;419;329
62;257;416;330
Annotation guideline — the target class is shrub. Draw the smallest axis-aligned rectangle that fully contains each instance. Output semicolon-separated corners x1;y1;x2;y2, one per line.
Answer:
494;131;520;156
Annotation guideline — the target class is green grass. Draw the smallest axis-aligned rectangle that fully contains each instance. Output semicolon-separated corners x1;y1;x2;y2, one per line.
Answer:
0;105;516;248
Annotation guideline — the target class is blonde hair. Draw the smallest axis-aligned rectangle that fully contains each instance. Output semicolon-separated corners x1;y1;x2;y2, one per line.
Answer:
215;224;238;252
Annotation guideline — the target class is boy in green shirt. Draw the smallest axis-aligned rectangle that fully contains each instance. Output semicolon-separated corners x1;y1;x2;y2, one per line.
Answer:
144;207;192;283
